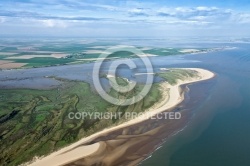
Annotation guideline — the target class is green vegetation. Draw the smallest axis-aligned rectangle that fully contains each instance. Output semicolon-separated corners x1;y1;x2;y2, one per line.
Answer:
109;51;135;58
0;78;161;165
157;69;199;85
144;48;183;56
0;68;200;165
0;81;107;165
14;57;75;67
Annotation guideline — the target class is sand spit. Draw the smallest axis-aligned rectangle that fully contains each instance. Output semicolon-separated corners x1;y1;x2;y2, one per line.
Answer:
28;68;215;166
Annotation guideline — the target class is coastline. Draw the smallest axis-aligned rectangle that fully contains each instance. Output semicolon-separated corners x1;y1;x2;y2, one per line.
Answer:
27;68;215;166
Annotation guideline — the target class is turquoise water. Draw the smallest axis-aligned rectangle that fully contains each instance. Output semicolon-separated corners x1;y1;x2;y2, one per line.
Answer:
141;44;250;166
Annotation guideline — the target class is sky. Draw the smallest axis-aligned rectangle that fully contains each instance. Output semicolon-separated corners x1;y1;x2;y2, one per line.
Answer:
0;0;250;37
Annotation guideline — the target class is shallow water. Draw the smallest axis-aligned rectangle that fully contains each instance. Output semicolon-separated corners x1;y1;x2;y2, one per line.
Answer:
0;56;193;89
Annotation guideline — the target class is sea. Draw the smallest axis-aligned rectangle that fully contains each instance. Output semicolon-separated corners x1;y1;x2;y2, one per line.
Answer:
141;42;250;166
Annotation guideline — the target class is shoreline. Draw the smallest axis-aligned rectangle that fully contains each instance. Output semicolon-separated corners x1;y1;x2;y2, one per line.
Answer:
27;68;215;166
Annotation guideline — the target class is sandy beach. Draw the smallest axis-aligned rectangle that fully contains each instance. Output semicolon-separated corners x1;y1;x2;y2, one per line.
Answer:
28;68;215;166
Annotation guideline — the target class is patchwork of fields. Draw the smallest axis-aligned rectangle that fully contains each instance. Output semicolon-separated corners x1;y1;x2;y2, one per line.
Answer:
0;40;210;69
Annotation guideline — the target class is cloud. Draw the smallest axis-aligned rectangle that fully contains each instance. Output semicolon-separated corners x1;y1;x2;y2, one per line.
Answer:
41;19;67;28
0;17;6;23
0;10;108;21
235;13;250;23
0;10;40;18
157;6;232;22
128;8;149;17
55;0;119;11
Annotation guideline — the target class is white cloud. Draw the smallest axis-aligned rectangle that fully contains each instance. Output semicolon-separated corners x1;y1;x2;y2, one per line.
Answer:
175;7;193;13
129;8;144;13
41;19;67;28
0;17;6;23
128;8;149;16
196;6;218;11
190;16;207;20
235;13;250;23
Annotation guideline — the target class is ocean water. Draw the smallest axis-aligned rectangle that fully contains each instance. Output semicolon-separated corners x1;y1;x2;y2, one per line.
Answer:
141;43;250;166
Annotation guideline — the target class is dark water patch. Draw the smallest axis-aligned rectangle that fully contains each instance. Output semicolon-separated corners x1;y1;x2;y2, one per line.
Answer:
0;110;20;124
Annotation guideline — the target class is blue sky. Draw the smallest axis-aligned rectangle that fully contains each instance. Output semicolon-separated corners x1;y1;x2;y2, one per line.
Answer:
0;0;250;37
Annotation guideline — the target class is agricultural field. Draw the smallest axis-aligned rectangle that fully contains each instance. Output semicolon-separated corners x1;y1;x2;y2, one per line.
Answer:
0;40;210;69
